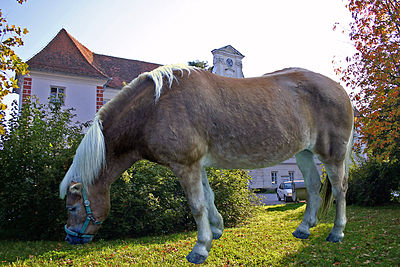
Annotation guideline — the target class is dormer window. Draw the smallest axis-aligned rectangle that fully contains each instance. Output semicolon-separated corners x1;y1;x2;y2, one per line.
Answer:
50;86;65;104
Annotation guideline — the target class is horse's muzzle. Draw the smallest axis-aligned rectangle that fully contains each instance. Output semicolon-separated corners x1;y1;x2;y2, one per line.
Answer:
64;225;94;245
65;232;93;244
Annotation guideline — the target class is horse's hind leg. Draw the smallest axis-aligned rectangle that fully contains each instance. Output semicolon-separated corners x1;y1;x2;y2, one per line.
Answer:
293;150;322;239
201;168;224;239
324;161;347;242
172;163;213;264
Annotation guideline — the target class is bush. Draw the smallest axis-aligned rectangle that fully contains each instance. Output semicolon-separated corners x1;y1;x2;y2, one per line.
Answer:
207;168;257;227
0;99;256;241
347;160;400;206
0;98;86;240
98;162;256;239
98;160;192;239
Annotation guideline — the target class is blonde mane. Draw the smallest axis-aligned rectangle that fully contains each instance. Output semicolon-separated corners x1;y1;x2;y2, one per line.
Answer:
141;64;197;102
98;64;197;121
60;64;196;198
60;115;106;198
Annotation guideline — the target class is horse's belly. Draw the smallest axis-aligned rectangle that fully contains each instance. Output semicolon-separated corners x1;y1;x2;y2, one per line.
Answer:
202;129;306;169
201;148;298;169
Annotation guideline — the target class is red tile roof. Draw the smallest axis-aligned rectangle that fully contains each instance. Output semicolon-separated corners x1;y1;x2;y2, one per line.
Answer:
27;29;161;88
92;54;161;89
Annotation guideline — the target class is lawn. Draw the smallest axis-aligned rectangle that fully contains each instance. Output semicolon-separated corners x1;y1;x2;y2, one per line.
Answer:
1;204;399;266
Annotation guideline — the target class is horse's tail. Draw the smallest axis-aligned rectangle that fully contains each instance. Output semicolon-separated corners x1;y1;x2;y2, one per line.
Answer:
319;120;354;218
319;173;333;218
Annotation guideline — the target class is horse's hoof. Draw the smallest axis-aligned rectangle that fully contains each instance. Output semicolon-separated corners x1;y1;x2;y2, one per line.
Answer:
186;251;208;264
292;229;310;239
213;232;222;240
326;233;343;243
212;230;223;240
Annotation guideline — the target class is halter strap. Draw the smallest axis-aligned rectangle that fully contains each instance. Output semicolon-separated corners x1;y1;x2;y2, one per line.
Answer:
65;187;103;238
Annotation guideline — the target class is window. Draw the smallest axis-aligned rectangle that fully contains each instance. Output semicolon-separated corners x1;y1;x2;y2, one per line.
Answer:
283;182;292;189
50;86;65;104
271;171;278;184
289;171;294;181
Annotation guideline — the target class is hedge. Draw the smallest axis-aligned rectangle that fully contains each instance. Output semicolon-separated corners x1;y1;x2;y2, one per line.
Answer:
0;98;257;241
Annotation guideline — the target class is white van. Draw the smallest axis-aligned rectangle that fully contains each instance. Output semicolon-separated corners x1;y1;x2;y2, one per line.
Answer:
277;180;306;202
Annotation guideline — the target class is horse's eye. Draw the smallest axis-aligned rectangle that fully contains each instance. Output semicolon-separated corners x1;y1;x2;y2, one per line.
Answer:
67;205;77;212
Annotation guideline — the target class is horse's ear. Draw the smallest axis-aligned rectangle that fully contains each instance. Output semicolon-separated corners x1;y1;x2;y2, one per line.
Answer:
69;183;82;194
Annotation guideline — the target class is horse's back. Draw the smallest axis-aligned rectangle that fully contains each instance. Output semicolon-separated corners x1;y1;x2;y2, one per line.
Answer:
267;68;354;160
145;68;353;168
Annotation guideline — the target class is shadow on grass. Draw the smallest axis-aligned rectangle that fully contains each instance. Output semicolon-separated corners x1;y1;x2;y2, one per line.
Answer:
0;230;195;265
0;240;70;264
266;203;305;212
265;203;307;223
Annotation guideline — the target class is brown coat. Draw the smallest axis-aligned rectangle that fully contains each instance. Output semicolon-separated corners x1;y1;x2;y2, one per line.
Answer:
62;65;354;264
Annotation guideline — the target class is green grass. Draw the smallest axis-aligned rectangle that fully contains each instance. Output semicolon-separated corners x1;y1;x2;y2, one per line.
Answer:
1;204;399;266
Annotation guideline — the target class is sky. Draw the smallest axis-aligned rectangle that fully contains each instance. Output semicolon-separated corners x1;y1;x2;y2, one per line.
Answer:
2;0;356;116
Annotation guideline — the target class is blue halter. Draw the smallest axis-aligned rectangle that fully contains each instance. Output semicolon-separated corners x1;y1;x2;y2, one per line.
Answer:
64;187;103;239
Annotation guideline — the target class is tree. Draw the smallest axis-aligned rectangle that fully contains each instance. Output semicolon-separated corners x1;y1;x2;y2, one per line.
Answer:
188;60;211;71
336;0;400;162
0;0;29;134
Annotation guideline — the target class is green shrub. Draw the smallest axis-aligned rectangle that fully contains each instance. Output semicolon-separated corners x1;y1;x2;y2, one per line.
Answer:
0;98;85;240
98;160;192;239
207;168;257;227
98;162;256;239
0;99;256;241
347;160;400;206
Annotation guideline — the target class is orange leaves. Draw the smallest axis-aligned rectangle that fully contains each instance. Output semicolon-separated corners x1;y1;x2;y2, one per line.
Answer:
337;0;400;162
0;1;29;130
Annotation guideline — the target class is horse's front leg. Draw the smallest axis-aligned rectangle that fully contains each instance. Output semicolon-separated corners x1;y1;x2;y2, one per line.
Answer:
173;163;213;264
201;168;224;239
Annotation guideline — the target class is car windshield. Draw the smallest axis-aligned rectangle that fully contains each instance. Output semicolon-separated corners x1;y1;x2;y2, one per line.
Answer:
283;183;292;189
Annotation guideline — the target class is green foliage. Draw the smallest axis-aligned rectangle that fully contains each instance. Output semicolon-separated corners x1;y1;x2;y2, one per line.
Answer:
347;159;400;206
98;162;256;239
0;98;255;241
0;0;29;134
98;160;192;239
188;60;212;71
0;97;86;240
207;168;257;227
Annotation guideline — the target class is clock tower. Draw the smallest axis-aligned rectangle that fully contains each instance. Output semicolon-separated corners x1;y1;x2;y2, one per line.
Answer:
211;45;245;78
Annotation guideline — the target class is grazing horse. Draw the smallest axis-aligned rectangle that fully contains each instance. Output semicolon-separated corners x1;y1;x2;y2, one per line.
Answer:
60;64;354;264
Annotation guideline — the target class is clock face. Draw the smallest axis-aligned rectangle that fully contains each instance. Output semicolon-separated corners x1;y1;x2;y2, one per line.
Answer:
226;58;233;67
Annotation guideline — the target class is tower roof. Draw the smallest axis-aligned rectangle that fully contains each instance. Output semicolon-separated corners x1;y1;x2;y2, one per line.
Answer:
211;45;245;58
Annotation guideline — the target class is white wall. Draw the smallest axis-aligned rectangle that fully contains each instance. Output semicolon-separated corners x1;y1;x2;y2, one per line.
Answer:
104;88;120;103
248;156;323;189
24;71;107;124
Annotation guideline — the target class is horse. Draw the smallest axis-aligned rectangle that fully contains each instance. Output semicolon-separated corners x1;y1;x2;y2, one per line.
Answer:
60;64;354;264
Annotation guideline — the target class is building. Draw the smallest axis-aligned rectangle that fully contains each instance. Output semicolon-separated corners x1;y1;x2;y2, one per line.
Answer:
211;45;245;78
17;29;321;189
17;29;160;123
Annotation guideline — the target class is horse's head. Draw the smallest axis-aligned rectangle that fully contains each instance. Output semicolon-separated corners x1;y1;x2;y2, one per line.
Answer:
59;115;110;244
60;111;139;245
64;181;110;245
